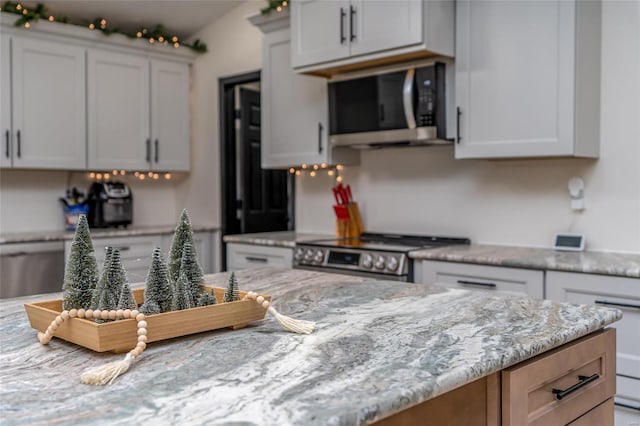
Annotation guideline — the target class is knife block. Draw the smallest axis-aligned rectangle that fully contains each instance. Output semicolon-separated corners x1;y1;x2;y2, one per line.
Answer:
336;203;364;239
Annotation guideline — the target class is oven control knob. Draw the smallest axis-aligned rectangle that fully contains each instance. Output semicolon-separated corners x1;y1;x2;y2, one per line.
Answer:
362;254;373;269
313;250;325;264
294;248;304;261
374;255;386;270
386;256;399;272
304;249;314;263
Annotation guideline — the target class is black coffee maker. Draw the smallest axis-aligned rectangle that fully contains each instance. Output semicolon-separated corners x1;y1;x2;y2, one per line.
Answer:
87;181;133;228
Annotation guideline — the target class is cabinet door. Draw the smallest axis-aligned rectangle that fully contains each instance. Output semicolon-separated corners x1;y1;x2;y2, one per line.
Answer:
291;0;350;68
11;37;86;169
226;243;293;271
88;50;150;171
349;0;422;57
262;29;329;168
151;60;190;171
420;260;544;298
546;271;640;381
0;35;11;168
455;0;576;159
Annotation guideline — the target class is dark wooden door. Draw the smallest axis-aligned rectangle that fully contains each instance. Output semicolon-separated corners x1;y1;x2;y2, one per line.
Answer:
239;88;289;233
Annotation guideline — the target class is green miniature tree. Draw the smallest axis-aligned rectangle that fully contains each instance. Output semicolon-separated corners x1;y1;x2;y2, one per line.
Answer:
222;272;240;303
140;299;161;315
179;242;205;303
90;246;113;310
117;281;137;310
62;214;99;310
93;248;127;315
172;269;194;311
168;209;197;285
197;288;217;307
142;247;173;313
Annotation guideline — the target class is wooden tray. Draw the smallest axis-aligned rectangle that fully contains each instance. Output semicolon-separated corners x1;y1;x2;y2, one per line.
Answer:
24;286;270;353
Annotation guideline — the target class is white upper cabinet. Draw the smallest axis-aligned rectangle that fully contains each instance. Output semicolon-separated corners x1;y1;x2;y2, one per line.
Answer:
1;35;11;168
252;10;358;169
87;50;150;171
291;0;350;68
291;0;454;73
455;0;601;159
9;36;86;169
150;60;190;172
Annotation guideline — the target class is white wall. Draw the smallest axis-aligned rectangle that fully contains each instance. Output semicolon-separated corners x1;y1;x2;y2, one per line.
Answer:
295;1;640;253
178;0;263;228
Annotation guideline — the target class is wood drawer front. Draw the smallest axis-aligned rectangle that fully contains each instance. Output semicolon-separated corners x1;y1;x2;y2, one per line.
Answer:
502;329;616;426
568;398;614;426
227;243;293;271
546;271;640;380
420;260;544;299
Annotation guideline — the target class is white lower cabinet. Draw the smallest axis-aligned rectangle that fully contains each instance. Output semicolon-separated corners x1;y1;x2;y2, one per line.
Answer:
418;260;544;299
226;243;293;271
546;271;640;424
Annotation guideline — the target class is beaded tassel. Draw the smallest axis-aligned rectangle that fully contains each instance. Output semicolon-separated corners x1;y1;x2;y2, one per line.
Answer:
243;291;315;334
38;308;147;385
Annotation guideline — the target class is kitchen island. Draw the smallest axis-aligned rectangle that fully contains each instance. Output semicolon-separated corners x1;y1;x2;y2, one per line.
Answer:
0;268;621;425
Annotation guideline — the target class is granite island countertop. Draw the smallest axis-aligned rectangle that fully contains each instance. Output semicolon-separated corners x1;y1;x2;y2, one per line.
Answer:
410;244;640;278
0;224;219;245
0;267;621;425
223;231;334;248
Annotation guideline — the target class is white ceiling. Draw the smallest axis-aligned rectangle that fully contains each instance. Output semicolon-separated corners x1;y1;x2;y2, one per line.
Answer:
21;0;242;39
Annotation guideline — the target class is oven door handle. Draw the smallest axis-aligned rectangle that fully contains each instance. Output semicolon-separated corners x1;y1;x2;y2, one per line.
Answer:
403;68;417;129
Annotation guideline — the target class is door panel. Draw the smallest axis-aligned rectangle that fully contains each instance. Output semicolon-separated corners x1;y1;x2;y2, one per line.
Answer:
239;88;288;234
88;50;150;170
12;37;86;169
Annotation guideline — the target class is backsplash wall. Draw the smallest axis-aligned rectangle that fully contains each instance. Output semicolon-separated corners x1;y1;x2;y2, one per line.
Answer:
295;1;640;253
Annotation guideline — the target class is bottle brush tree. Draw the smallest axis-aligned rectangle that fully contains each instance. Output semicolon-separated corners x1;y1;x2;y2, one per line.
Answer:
94;248;128;316
117;280;137;311
197;288;217;307
172;269;194;311
90;246;113;310
179;242;205;304
223;272;240;303
168;209;197;285
62;214;99;310
142;247;173;313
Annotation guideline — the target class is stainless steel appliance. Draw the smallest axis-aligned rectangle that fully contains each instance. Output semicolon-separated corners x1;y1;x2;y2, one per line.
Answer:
293;233;470;281
87;181;133;228
0;242;65;298
328;61;453;149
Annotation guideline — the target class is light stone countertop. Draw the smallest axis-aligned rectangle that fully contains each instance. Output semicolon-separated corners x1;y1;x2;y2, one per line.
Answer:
0;267;621;425
409;244;640;278
0;224;219;245
223;231;334;248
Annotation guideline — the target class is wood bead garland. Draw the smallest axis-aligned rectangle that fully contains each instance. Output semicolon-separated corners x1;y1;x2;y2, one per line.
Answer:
37;307;148;385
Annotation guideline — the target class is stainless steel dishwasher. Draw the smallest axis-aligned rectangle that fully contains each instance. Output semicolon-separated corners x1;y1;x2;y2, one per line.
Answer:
0;241;65;298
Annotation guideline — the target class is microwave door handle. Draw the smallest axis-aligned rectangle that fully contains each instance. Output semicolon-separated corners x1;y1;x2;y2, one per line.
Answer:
403;68;417;129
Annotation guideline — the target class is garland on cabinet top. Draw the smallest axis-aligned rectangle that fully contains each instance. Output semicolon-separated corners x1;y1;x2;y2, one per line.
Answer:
0;2;207;53
261;0;288;15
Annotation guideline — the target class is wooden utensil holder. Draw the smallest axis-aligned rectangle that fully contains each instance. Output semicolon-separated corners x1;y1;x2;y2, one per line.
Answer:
336;202;364;239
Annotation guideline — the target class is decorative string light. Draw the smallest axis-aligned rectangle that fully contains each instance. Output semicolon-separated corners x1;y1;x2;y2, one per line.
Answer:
48;15;54;21
287;164;343;182
164;173;172;180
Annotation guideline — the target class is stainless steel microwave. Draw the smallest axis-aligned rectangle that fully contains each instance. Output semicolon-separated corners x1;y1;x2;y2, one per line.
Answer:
328;62;452;149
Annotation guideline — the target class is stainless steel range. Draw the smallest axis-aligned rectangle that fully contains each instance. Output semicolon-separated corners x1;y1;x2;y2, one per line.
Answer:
293;233;470;282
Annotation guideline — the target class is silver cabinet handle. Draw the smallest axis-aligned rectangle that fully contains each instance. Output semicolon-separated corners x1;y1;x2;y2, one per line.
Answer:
403;68;416;129
340;8;346;44
595;300;640;310
16;130;21;158
245;256;268;263
456;107;462;144
614;401;640;412
114;246;131;252
318;122;323;154
4;129;9;158
349;6;356;41
154;139;159;163
457;280;497;289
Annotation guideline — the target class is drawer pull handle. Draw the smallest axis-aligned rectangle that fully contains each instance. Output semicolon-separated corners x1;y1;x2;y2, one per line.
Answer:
552;374;599;400
457;280;497;289
114;246;131;252
594;300;640;310
614;401;640;412
245;256;267;263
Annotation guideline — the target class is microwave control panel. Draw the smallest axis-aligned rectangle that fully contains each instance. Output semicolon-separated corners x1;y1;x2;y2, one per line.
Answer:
415;63;446;130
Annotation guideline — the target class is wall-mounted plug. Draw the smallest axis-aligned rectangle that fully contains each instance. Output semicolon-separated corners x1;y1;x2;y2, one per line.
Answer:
568;177;586;211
